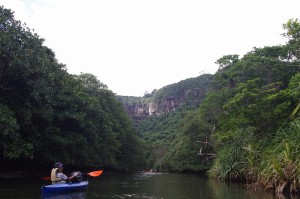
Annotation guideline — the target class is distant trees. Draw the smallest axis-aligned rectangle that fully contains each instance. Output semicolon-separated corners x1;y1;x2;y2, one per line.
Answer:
0;6;145;171
282;18;300;60
133;75;214;170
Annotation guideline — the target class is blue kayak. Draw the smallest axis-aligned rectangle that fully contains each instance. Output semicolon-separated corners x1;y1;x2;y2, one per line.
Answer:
41;181;88;194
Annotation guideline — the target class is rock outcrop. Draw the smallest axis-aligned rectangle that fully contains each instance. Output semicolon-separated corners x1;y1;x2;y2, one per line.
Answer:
118;74;213;121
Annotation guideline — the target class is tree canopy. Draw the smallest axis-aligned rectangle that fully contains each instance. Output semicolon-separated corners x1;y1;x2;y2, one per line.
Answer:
0;6;145;171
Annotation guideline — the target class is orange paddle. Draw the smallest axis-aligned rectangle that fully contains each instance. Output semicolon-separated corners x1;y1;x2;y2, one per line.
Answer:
86;170;103;177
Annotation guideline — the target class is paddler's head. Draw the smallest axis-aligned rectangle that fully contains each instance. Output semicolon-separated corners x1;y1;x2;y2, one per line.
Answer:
54;162;63;172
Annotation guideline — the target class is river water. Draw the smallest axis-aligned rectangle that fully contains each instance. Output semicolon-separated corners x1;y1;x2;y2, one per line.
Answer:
0;172;289;199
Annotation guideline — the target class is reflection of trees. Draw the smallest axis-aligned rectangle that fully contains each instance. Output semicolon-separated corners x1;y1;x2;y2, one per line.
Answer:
207;178;277;199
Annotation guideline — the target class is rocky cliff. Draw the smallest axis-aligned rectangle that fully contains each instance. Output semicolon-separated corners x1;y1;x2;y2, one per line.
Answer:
117;74;213;121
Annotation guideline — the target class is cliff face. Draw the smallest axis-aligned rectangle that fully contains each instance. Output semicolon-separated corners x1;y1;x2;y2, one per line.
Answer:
123;102;150;121
118;74;213;121
123;97;181;121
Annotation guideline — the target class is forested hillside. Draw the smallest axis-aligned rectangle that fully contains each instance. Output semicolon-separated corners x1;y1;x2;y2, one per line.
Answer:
121;74;214;169
128;18;300;195
0;6;145;172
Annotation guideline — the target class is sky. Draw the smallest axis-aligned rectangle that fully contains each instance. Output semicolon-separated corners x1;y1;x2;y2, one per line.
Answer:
0;0;299;96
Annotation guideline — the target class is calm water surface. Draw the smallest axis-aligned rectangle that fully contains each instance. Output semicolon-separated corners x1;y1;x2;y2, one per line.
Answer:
0;172;290;199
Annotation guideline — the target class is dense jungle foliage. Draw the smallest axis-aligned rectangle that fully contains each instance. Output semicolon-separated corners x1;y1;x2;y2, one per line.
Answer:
134;18;300;195
127;74;213;169
0;6;146;172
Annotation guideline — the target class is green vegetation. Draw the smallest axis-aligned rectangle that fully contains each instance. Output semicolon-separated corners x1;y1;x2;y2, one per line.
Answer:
131;18;300;196
0;6;145;171
118;74;213;107
122;74;214;170
136;108;186;170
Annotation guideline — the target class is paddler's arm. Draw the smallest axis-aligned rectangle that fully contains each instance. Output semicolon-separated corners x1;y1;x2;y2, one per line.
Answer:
66;172;79;181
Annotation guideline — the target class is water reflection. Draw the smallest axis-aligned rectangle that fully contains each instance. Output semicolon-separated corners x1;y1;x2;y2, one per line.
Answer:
42;191;87;199
88;172;282;199
1;173;300;199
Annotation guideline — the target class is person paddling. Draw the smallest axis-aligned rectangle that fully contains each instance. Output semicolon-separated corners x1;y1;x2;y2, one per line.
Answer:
51;162;79;184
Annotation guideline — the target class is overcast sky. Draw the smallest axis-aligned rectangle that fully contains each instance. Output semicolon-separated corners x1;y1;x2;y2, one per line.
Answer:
1;0;299;96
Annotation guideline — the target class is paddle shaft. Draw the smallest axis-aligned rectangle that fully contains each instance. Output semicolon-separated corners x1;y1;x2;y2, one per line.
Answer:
42;170;103;181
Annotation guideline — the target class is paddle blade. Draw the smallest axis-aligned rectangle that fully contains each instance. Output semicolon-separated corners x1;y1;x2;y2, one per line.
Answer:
87;170;103;177
42;177;51;181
